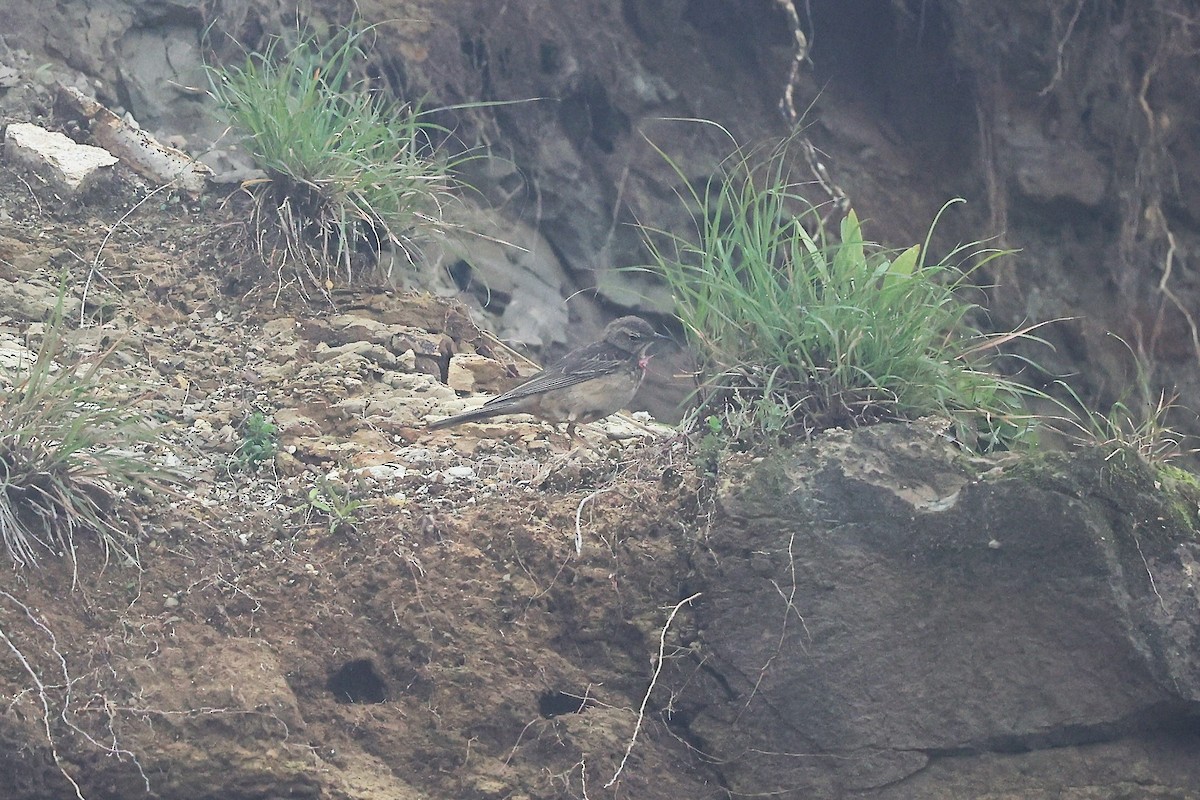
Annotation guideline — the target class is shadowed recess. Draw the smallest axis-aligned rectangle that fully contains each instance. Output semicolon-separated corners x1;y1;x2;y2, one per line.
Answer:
327;658;388;704
538;689;597;718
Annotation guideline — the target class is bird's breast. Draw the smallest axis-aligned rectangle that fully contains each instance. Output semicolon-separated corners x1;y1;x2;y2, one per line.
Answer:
533;369;642;424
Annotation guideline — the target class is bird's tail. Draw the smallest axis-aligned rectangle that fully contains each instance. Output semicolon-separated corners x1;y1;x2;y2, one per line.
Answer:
426;410;483;430
426;402;513;430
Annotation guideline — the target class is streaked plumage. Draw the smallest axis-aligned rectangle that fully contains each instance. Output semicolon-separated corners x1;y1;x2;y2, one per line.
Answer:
428;316;664;433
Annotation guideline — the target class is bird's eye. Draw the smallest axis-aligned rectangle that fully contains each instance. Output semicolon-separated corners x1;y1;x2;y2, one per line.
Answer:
628;331;642;340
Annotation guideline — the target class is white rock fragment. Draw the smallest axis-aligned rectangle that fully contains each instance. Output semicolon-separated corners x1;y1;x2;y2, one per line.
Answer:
395;349;418;371
445;465;477;482
4;122;117;196
356;464;407;481
398;447;433;464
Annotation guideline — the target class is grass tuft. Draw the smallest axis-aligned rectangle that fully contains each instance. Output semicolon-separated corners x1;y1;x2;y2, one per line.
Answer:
1048;335;1195;466
0;290;169;570
206;22;459;291
641;133;1039;451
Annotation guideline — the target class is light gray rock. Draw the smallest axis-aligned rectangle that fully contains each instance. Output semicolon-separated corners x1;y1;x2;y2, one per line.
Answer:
4;122;117;196
425;205;572;352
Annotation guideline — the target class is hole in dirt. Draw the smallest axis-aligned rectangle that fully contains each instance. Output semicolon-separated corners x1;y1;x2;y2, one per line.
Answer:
327;659;388;704
460;33;496;99
538;690;596;718
443;259;510;313
461;35;487;70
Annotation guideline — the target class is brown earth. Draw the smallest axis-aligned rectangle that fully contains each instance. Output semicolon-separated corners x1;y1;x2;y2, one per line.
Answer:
0;165;723;798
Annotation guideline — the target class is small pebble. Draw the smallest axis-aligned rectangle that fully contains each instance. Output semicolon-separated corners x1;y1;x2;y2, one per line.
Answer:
446;465;476;481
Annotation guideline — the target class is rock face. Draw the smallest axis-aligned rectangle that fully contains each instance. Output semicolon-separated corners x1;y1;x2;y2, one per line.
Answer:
675;425;1200;798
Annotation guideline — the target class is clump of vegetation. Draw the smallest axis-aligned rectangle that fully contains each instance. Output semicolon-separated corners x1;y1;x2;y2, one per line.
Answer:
1063;388;1188;466
302;477;364;534
641;136;1037;451
1050;336;1194;467
206;22;459;289
231;410;278;472
0;295;168;569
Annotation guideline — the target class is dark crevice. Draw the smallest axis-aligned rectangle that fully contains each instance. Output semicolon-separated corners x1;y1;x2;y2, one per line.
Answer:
806;0;975;167
446;259;473;291
538;690;596;718
699;659;740;702
621;0;658;44
460;33;496;101
327;659;387;704
558;74;629;153
662;707;734;793
923;701;1200;758
538;41;562;74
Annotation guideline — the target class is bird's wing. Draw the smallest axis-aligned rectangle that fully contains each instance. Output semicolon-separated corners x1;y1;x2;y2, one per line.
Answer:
483;347;626;406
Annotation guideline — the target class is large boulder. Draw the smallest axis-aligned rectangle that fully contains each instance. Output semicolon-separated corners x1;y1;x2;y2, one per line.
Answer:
677;424;1200;798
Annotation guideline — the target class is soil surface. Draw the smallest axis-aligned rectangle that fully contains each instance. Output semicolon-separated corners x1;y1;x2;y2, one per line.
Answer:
0;161;717;799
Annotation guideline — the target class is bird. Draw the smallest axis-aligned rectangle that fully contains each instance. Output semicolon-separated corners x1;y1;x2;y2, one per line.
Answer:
427;316;666;437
